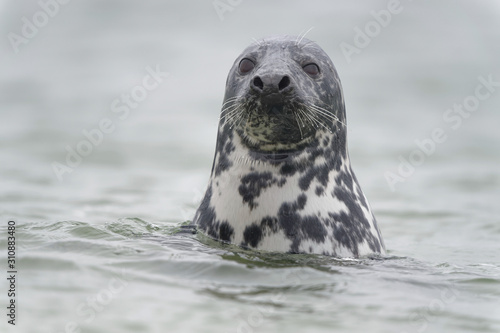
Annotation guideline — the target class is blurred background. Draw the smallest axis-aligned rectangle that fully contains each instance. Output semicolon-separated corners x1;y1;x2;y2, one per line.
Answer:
1;1;499;332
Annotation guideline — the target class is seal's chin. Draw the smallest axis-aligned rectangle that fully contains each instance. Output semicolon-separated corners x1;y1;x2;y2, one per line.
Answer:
255;151;293;161
241;132;314;153
237;105;316;153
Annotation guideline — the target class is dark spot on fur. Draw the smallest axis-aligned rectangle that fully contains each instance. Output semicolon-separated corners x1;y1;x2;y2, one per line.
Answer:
331;218;359;257
243;224;263;247
297;194;307;209
238;172;280;209
194;186;215;233
299;162;330;191
301;215;326;243
224;140;235;154
308;148;324;163
278;177;287;186
351;173;369;210
261;217;279;233
329;186;382;254
315;186;324;196
219;221;234;242
335;170;353;191
299;169;315;191
277;194;326;252
280;163;296;176
213;126;234;176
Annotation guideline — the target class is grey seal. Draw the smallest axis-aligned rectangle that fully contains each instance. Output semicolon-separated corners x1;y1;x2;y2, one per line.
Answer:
193;35;385;257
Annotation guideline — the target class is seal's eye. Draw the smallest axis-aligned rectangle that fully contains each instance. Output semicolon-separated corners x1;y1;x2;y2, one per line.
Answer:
303;63;320;76
239;58;255;74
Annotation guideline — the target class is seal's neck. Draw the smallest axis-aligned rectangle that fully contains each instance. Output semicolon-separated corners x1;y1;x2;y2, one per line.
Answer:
210;124;349;178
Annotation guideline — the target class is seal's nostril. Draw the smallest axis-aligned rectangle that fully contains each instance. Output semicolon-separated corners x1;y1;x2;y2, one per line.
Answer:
278;76;290;91
253;77;264;90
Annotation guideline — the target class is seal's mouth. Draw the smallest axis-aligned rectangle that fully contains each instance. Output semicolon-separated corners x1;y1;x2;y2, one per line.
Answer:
240;100;316;151
260;152;290;161
249;149;296;163
220;95;344;152
268;104;283;116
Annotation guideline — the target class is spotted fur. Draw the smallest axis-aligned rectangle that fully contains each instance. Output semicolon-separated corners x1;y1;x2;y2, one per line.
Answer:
193;36;385;257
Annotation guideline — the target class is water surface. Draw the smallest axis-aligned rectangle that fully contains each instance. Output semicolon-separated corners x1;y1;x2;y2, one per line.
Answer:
1;1;499;332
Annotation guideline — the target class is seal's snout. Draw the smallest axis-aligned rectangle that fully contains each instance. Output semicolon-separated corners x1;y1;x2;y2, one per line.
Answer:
251;73;293;109
251;73;292;95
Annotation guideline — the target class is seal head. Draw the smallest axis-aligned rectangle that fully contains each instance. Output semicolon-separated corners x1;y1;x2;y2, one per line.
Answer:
193;36;385;257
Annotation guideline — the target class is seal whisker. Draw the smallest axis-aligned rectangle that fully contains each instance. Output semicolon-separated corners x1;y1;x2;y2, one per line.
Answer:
220;98;243;116
293;109;305;139
220;103;240;116
308;95;334;109
221;110;241;126
221;97;239;108
305;98;345;125
310;112;343;130
298;108;309;129
220;100;246;126
220;104;239;115
307;96;346;126
295;101;327;130
220;106;241;123
222;96;238;103
226;108;246;127
309;104;347;127
305;106;333;133
308;105;338;121
297;108;310;127
299;107;317;129
235;107;249;129
296;26;315;47
299;41;316;50
251;37;263;47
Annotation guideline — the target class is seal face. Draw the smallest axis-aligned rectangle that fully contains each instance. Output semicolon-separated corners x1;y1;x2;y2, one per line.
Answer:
193;35;385;257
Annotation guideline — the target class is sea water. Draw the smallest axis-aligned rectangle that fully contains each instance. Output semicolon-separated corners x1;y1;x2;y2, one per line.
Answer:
1;1;499;332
